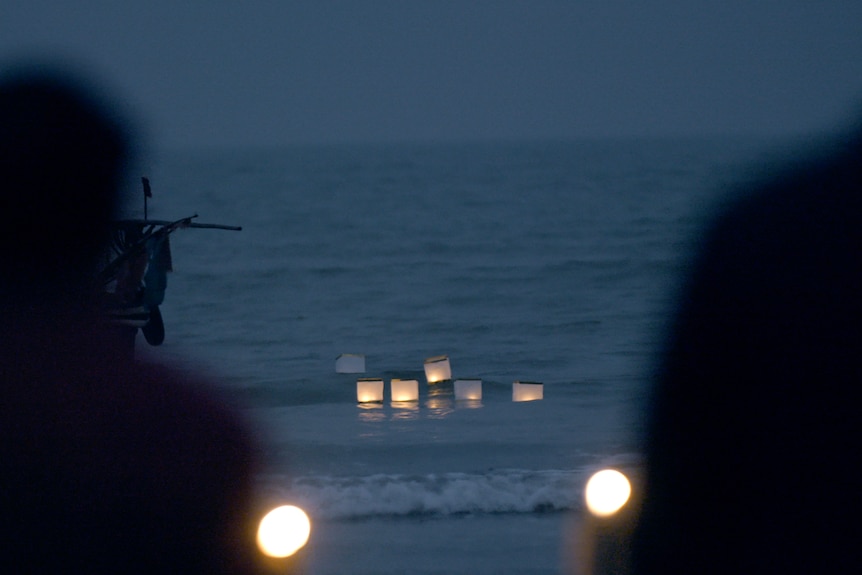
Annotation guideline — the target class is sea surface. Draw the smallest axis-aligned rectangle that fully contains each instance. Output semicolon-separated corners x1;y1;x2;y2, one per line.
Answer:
135;138;793;574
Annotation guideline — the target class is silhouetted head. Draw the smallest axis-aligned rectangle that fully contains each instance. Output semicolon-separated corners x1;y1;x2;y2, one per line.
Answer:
0;64;130;298
631;131;862;575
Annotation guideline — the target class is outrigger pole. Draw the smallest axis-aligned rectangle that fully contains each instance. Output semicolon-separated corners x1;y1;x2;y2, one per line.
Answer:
101;177;241;352
136;177;240;230
99;178;241;285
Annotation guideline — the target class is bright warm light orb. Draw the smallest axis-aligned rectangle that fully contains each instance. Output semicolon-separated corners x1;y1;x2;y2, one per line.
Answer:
256;505;311;558
584;469;632;517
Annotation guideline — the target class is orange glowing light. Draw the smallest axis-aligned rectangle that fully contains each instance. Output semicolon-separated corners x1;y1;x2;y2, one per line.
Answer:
584;469;631;517
256;505;311;558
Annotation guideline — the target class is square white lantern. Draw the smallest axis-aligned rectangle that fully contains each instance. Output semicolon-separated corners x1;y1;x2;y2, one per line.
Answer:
454;378;482;401
512;380;544;402
336;353;366;373
391;379;419;402
357;378;384;403
424;355;452;383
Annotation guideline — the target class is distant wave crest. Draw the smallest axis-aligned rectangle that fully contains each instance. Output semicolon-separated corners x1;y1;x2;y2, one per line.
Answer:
282;469;583;520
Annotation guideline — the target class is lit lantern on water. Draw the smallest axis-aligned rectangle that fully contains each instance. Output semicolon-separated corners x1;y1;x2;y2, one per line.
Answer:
336;353;366;373
454;378;482;400
512;380;543;402
356;378;384;403
256;505;311;558
584;469;632;517
391;378;419;402
424;355;452;383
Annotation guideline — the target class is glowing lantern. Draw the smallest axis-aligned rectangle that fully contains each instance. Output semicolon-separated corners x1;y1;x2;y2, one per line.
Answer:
391;378;419;402
424;355;452;383
256;505;311;558
454;378;482;400
584;469;632;517
356;378;384;403
336;353;366;373
512;380;543;402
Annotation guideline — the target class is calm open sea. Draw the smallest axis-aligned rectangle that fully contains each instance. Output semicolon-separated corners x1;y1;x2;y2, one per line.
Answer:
135;138;789;574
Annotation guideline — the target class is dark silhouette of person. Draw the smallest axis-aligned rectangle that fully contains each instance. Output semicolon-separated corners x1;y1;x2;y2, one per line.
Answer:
0;65;261;573
630;127;862;574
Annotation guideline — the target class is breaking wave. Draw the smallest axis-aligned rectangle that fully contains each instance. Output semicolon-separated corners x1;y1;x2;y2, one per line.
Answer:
275;469;584;520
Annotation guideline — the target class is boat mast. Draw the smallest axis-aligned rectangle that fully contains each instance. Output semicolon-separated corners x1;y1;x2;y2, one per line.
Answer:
142;176;151;220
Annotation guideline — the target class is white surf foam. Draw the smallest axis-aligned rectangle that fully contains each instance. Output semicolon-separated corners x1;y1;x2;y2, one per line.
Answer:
273;469;584;520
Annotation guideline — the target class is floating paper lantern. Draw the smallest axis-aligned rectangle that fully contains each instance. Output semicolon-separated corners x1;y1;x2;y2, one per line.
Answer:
356;378;384;403
336;353;366;373
454;378;482;401
391;378;419;402
512;380;543;402
424;355;452;383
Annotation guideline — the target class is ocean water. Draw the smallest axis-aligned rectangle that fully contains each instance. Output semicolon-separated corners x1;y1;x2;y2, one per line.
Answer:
134;138;784;574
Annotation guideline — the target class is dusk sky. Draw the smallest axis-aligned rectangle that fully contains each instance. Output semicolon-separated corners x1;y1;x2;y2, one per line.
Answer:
3;1;862;149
